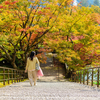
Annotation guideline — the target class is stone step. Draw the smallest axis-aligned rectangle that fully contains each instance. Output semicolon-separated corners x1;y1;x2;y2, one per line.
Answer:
0;80;100;100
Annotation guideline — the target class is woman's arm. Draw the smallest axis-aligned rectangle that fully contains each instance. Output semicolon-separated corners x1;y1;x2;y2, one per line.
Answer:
25;58;29;73
36;57;40;66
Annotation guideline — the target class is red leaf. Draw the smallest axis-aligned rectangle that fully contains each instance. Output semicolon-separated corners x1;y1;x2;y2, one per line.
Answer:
19;29;26;32
5;1;10;5
0;5;3;9
38;11;44;15
47;7;50;9
11;1;18;4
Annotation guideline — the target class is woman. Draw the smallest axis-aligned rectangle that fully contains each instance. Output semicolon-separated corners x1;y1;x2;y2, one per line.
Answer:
25;51;40;86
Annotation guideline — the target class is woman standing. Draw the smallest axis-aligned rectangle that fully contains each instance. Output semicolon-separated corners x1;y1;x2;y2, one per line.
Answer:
25;51;40;86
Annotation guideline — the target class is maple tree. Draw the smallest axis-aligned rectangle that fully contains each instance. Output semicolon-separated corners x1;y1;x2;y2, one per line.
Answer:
0;0;74;69
43;5;100;70
0;0;100;71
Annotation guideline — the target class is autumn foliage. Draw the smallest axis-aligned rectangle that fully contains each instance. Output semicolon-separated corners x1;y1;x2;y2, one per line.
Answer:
43;5;100;70
0;0;74;69
0;0;100;70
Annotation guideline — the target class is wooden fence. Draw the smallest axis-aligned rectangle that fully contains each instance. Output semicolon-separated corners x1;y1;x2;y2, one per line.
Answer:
71;67;100;87
0;66;27;85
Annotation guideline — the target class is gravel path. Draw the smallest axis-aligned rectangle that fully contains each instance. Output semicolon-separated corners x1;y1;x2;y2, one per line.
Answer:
0;80;100;100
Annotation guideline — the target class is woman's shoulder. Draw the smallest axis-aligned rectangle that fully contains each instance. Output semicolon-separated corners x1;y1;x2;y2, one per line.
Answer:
33;56;38;60
27;57;31;60
34;56;37;59
27;57;38;61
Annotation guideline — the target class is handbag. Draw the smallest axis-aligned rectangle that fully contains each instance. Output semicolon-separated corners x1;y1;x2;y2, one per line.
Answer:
37;67;44;77
35;63;40;70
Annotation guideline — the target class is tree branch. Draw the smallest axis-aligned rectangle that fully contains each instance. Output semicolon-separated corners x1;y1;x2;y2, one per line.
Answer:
29;5;40;27
0;45;12;61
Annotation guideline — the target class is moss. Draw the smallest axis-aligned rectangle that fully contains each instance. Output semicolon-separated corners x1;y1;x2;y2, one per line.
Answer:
0;79;28;88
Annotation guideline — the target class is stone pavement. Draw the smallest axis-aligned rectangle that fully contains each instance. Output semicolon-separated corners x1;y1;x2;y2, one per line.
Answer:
0;80;100;100
0;55;100;100
40;55;66;82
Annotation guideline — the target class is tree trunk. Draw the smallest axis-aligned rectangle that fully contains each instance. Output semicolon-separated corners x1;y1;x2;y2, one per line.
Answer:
25;52;29;67
11;62;17;69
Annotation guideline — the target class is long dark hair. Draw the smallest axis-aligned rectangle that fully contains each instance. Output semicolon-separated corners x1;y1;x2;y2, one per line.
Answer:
29;51;35;61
